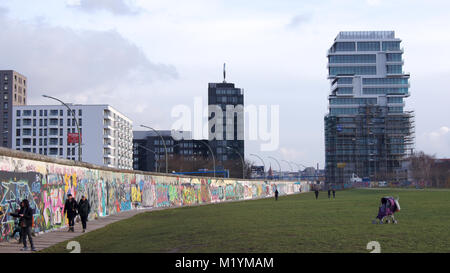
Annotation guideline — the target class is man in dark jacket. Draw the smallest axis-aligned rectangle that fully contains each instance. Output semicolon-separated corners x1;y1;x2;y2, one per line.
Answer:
78;195;90;232
274;188;279;201
9;201;24;243
64;194;78;232
16;199;35;251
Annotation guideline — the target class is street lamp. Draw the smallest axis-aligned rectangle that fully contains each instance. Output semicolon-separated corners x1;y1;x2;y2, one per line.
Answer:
136;144;159;172
42;95;82;161
249;153;266;179
226;146;245;179
140;125;168;173
268;156;282;180
198;140;216;178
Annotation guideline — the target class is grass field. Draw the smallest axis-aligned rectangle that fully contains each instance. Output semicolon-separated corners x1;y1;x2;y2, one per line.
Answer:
42;188;450;253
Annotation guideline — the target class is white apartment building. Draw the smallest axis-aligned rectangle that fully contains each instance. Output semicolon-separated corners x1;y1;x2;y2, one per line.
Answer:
12;104;133;170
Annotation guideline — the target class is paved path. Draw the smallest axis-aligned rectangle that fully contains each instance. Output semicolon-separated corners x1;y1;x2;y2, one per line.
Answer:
0;208;155;253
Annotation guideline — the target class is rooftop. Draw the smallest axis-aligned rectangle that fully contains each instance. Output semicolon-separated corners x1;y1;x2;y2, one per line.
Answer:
335;31;396;41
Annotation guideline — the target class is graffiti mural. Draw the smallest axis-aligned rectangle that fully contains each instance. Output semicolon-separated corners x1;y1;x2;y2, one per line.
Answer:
0;154;310;241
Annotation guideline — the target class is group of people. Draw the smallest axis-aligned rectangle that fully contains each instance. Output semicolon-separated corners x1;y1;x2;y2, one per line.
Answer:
314;188;336;200
1;193;90;251
64;194;91;233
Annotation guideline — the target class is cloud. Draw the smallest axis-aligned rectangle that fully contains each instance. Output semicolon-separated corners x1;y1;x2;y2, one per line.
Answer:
66;0;141;15
0;7;177;121
286;13;312;30
418;126;450;158
366;0;382;6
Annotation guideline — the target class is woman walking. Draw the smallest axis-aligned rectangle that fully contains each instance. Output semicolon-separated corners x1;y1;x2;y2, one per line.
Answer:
78;195;91;233
18;199;35;251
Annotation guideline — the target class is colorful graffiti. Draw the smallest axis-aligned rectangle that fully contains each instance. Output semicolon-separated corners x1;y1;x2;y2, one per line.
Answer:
0;154;309;241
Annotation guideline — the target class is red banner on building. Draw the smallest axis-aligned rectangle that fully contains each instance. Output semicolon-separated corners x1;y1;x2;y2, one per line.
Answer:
68;133;81;144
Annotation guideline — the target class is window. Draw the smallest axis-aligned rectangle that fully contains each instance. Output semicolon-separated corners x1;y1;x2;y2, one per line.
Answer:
59;128;63;136
332;42;356;52
363;87;408;95
44;119;47;126
33;119;36;126
78;109;82;116
363;78;408;85
3;93;7;100
33;129;36;136
357;42;380;51
39;129;42;136
16;139;20;146
39;139;42;146
60;119;63;126
330;108;360;115
49;138;58;145
16;119;20;127
50;110;58;116
67;119;70;126
337;78;353;84
22;128;31;136
387;65;402;74
382;41;401;51
23;119;31;126
44;110;47;116
78;118;82;126
39;110;43;117
49;128;58;136
387;97;403;104
16;129;20;137
329;66;376;76
22;138;31;145
33;110;36;116
386;53;402;62
44;139;47;146
4;102;8;110
23;110;31;116
59;110;63;116
330;98;377;105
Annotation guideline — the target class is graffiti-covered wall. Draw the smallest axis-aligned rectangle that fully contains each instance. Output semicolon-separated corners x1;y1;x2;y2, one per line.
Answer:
0;149;309;241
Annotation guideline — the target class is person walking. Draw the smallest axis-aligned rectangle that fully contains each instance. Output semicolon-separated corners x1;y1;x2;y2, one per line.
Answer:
314;187;319;200
17;199;35;251
78;195;91;232
274;188;279;201
9;201;24;243
332;188;336;199
64;194;78;232
328;188;331;199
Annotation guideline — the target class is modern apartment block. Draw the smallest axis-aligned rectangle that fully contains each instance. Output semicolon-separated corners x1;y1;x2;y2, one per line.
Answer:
207;70;244;163
325;31;414;184
0;70;27;148
133;130;209;172
13;104;133;169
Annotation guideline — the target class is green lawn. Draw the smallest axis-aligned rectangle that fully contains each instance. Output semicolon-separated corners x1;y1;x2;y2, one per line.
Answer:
42;188;450;253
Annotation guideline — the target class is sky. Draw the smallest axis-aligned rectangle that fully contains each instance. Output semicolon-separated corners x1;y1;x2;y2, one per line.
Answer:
0;0;449;170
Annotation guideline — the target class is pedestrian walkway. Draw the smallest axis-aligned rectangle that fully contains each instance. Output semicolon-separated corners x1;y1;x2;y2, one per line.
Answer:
0;208;154;253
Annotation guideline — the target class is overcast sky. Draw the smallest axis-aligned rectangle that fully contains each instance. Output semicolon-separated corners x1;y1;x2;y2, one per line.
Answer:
1;0;449;169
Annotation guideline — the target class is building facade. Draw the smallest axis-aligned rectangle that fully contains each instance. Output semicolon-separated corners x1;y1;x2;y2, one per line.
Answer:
133;130;210;172
208;80;244;163
13;104;133;169
0;70;27;148
325;31;414;184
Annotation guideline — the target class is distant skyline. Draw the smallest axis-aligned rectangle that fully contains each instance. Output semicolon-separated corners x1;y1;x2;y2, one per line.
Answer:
0;0;449;168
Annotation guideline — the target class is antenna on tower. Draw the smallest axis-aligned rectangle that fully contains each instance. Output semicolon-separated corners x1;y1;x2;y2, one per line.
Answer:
223;63;226;83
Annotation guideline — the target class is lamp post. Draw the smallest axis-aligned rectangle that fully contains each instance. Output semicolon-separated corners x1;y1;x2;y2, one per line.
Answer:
140;125;168;173
198;140;215;177
249;153;266;179
42;95;82;161
136;144;159;172
226;146;245;179
268;156;282;180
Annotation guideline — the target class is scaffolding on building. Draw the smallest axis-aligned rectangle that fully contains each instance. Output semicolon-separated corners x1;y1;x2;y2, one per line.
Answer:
325;105;415;184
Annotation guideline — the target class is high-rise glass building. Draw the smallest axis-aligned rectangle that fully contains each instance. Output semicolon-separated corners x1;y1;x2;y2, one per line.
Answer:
324;31;414;184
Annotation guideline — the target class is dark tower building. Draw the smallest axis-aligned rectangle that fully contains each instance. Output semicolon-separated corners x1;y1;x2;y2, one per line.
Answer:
208;64;244;163
0;70;27;148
